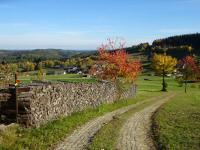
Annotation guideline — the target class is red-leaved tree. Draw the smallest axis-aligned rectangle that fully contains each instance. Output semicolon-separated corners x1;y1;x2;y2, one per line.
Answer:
90;39;142;83
177;56;200;93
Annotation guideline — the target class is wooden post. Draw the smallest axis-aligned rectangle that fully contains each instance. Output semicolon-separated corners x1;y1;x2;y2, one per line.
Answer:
15;73;17;84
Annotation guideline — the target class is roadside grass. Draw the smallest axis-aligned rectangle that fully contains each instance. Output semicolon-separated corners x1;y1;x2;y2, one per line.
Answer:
88;76;200;150
0;75;196;150
88;93;170;150
0;87;163;150
153;88;200;150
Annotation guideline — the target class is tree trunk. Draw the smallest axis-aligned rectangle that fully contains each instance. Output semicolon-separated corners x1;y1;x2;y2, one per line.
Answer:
185;80;187;93
162;69;167;91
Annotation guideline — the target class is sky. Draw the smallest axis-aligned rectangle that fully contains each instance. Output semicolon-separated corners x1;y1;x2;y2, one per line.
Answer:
0;0;200;50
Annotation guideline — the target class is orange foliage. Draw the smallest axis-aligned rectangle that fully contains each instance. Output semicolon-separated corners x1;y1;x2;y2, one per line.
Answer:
178;56;200;79
90;40;142;82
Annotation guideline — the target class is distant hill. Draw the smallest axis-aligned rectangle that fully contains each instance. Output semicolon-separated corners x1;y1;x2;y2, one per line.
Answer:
152;33;200;50
125;33;200;59
1;33;200;63
152;33;200;57
123;33;200;72
0;49;96;63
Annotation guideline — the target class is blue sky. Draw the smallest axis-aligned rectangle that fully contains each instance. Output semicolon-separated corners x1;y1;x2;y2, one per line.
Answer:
0;0;200;50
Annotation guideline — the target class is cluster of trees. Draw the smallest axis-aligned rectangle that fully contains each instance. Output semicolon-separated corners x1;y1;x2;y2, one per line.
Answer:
0;49;95;63
42;56;95;72
0;56;96;85
152;50;200;92
0;56;95;73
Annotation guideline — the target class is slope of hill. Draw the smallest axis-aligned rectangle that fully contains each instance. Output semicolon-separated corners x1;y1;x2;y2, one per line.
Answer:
152;33;200;55
153;33;200;48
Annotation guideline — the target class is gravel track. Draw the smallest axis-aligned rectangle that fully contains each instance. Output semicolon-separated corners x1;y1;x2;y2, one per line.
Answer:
54;94;172;150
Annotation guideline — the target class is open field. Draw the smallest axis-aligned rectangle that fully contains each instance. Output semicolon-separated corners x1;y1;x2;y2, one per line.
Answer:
0;75;164;150
18;73;97;84
1;75;200;150
153;89;200;150
86;76;200;150
1;1;200;149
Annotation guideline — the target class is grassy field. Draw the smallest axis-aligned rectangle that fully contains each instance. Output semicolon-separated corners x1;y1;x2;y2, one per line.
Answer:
136;75;182;92
88;75;180;149
153;89;200;150
19;73;97;84
0;75;199;150
88;75;200;150
0;76;166;150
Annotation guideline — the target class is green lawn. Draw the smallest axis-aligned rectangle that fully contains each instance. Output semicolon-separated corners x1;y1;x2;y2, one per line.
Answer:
136;75;182;92
1;75;199;150
153;89;200;150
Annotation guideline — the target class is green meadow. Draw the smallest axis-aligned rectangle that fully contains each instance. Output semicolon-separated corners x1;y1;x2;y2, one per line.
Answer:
0;75;200;150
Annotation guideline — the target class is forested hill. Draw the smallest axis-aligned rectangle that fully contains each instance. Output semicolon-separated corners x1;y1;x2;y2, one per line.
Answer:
0;49;96;63
125;33;200;60
152;33;200;54
152;33;200;48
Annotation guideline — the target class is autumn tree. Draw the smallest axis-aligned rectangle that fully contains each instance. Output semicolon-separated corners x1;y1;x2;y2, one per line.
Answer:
0;64;18;87
177;56;200;93
43;60;55;68
152;53;177;91
22;61;35;71
90;40;142;98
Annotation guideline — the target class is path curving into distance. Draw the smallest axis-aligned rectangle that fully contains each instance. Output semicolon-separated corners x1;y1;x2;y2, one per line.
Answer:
116;94;176;150
54;94;174;150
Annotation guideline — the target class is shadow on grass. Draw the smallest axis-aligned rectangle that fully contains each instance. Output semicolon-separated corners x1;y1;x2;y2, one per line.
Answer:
138;89;162;93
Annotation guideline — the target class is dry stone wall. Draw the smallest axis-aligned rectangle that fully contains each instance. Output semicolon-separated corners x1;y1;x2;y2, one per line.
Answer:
2;82;137;127
0;88;16;123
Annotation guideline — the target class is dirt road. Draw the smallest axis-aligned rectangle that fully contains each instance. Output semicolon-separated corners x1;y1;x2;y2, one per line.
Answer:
54;94;174;150
116;94;175;150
